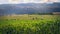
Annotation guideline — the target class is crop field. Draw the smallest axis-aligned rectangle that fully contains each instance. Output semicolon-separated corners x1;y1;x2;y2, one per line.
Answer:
0;15;60;34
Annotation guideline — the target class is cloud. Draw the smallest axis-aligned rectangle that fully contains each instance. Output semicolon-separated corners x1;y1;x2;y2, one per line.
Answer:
48;0;58;2
8;0;21;4
0;0;60;4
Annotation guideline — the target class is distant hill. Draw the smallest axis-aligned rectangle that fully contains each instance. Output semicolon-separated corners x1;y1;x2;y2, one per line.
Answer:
0;2;60;16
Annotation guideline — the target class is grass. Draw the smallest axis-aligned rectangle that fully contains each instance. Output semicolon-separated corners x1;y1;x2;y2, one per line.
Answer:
0;15;60;34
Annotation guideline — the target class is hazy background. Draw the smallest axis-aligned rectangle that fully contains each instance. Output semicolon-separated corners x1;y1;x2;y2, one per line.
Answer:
0;0;60;16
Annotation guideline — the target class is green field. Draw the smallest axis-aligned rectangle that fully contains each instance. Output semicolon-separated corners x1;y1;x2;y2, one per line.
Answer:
0;15;60;34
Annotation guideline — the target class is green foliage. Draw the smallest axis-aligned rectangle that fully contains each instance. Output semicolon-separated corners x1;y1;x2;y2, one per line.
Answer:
0;15;60;34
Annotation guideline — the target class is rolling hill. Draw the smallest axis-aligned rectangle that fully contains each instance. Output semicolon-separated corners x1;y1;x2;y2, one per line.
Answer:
0;2;60;16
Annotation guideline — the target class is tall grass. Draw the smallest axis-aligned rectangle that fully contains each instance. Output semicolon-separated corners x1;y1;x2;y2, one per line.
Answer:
0;15;60;34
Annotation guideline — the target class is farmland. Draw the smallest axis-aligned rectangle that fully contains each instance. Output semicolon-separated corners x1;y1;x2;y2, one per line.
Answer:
0;15;60;34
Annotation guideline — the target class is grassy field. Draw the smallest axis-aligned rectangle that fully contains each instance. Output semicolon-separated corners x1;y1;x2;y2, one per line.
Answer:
0;15;60;34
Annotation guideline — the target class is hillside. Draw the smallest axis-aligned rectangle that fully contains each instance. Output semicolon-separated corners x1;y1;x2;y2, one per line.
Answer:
0;2;60;16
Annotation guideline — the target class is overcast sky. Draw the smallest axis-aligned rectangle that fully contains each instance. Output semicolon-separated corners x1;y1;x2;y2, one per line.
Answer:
0;0;60;4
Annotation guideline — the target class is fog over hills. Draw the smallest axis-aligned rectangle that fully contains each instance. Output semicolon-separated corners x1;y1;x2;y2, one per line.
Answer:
0;2;60;15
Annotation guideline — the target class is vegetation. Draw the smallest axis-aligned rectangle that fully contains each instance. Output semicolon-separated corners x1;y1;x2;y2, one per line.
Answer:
0;15;60;34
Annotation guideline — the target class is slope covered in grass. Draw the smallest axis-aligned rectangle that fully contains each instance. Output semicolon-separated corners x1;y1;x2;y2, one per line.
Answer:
0;15;60;34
